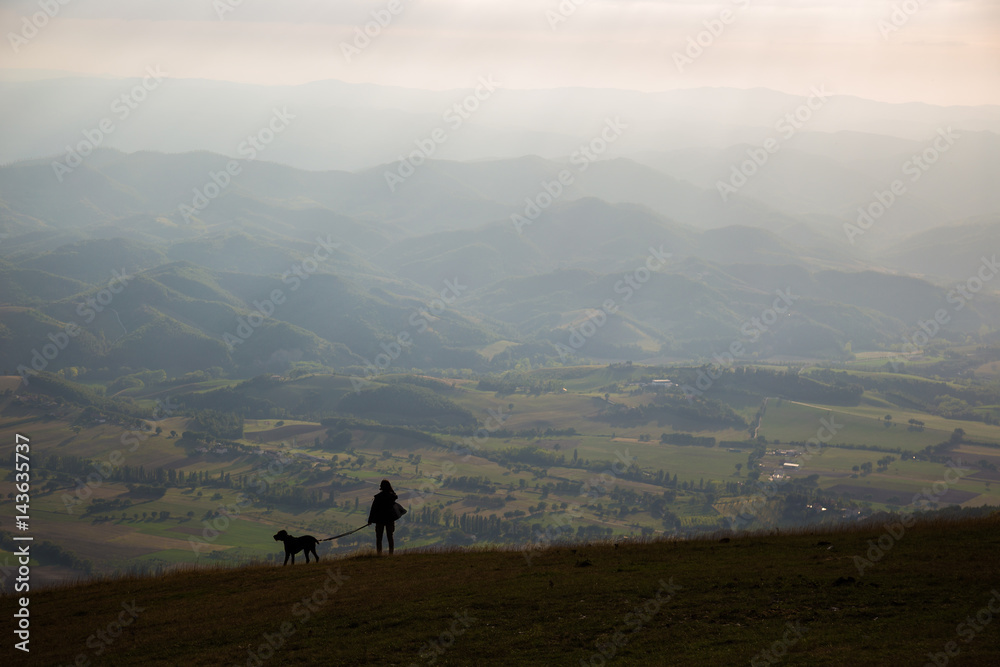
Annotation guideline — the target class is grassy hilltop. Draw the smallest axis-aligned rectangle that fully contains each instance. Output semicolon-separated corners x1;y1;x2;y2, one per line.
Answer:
6;513;1000;666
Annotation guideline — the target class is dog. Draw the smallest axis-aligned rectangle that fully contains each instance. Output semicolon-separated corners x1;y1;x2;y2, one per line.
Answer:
273;530;320;565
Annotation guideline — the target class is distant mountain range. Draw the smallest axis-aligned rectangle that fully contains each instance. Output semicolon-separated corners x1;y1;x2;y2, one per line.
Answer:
4;76;1000;172
4;75;998;255
2;143;998;380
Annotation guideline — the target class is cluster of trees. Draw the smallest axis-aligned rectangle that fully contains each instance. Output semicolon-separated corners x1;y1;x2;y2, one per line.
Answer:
811;368;1000;423
319;429;353;451
44;454;177;486
383;375;459;392
187;461;342;510
43;450;337;511
914;429;967;463
494;446;566;468
166;367;225;385
727;368;864;405
29;372;149;419
453;426;578;439
660;433;716;447
542;480;584;496
192;409;244;439
338;384;477;427
320;418;444;446
107;369;167;394
476;376;562;396
82;497;132;516
250;482;331;510
455;512;531;540
664;367;865;405
178;432;256;456
178;386;286;419
444;511;612;545
600;395;747;430
847;456;895;476
441;475;496;493
462;494;507;509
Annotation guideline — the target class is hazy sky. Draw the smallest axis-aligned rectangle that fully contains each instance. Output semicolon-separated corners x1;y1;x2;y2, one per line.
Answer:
2;0;998;105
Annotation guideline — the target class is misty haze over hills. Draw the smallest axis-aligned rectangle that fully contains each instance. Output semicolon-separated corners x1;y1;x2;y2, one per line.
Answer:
1;73;999;379
4;74;1000;169
2;74;997;249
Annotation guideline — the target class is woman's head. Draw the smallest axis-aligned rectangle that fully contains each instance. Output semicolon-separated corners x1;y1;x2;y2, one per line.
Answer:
380;479;394;492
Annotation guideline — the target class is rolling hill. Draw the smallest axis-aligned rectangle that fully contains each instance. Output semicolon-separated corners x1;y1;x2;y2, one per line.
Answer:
8;513;1000;666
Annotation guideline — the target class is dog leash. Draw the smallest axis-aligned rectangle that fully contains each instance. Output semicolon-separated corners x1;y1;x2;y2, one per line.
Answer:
320;524;370;542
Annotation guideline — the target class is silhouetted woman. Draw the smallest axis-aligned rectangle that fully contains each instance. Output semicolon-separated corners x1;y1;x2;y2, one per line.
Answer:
367;479;398;555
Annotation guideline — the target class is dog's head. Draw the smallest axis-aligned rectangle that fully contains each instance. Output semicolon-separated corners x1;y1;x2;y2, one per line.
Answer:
273;530;289;541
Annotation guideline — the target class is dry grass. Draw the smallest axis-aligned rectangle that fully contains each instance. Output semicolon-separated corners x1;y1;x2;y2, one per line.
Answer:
7;513;1000;666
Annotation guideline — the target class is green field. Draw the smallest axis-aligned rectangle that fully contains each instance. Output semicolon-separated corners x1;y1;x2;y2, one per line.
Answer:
760;397;1000;448
4;363;1000;587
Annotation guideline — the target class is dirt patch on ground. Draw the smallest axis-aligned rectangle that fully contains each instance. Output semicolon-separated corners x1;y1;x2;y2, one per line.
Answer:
0;376;23;392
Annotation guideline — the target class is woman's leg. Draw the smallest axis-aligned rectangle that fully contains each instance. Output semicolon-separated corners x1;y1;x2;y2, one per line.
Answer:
386;522;395;555
375;523;384;554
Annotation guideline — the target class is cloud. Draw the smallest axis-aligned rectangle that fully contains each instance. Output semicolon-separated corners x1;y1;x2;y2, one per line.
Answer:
0;0;996;104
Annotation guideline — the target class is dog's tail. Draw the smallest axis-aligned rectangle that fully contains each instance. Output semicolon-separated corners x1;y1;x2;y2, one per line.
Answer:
321;524;369;541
